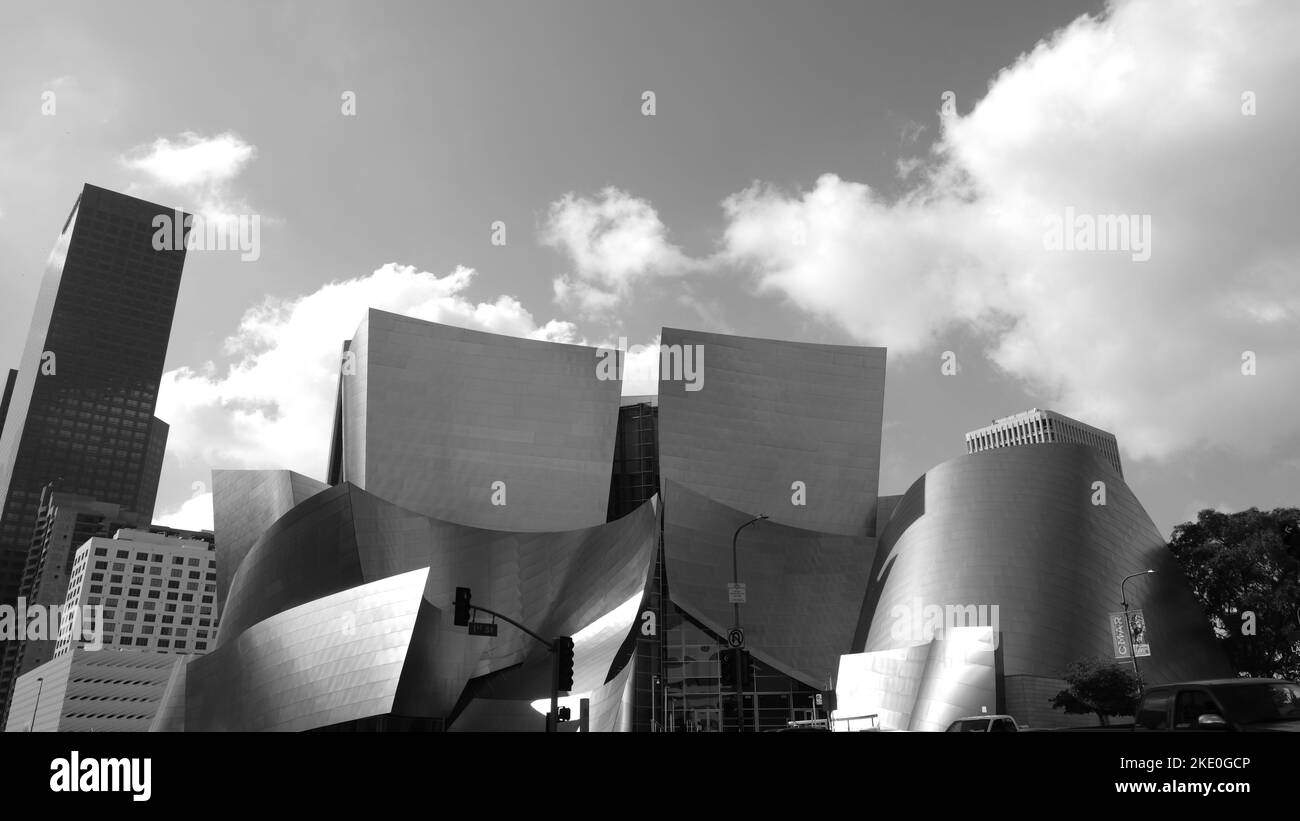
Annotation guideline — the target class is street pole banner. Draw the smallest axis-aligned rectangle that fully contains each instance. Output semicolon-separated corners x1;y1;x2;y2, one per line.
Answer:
1110;611;1151;659
1109;612;1131;659
1128;609;1151;657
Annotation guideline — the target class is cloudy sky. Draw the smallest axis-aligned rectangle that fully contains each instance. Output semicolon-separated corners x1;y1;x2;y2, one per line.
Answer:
0;0;1296;537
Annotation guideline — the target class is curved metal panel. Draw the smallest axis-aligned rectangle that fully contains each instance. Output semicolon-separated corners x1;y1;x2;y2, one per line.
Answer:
211;469;328;611
657;327;886;536
340;309;621;531
182;487;659;731
863;445;1232;699
185;568;430;732
834;627;998;731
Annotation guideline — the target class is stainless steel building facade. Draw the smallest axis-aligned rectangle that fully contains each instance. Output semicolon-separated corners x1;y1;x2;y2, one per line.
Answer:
150;316;1229;732
327;309;622;532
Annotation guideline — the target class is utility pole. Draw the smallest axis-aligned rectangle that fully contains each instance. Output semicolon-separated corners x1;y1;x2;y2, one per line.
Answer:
730;514;766;732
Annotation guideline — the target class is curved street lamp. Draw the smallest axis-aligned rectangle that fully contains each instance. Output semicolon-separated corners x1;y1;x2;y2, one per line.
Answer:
1121;570;1156;693
29;677;44;733
730;514;767;732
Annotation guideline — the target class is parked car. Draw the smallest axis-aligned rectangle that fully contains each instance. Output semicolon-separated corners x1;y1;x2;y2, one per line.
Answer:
944;714;1020;732
1133;678;1300;732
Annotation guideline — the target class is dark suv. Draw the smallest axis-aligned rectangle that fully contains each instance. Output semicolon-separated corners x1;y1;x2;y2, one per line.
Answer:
1133;678;1300;732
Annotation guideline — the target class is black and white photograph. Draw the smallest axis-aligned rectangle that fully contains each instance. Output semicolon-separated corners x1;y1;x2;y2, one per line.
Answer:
0;0;1296;805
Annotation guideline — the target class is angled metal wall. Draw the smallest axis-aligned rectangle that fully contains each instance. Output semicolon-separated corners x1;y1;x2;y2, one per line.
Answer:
662;479;875;689
656;327;886;536
338;310;621;532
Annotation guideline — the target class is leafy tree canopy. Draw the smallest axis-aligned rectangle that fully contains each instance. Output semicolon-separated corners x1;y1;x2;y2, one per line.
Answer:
1050;657;1140;725
1168;506;1300;679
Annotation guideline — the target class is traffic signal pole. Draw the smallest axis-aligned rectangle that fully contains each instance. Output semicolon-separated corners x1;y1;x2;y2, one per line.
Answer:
549;649;560;733
454;587;573;733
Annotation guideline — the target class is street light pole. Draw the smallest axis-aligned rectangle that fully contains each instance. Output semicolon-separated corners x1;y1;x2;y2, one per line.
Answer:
29;677;44;733
1120;570;1155;693
731;513;767;733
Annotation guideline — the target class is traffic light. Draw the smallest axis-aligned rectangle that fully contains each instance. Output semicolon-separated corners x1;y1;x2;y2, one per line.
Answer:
454;587;472;627
557;706;572;722
719;648;736;688
554;636;575;692
740;650;753;689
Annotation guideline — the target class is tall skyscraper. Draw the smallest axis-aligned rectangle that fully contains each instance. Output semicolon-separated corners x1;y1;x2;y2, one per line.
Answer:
0;370;17;440
0;184;188;722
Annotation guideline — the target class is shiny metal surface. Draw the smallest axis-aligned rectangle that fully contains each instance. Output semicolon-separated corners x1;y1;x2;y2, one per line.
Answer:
860;444;1232;726
166;486;659;731
335;309;621;532
185;568;430;732
834;627;998;731
211;469;328;611
662;479;875;688
657;327;886;536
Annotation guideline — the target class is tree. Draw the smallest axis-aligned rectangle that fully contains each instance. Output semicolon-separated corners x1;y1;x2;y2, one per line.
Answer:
1050;658;1139;726
1167;507;1300;679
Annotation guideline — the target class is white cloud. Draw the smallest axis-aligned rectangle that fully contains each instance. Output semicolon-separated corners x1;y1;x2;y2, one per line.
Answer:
718;0;1300;462
120;131;258;222
591;336;664;397
542;187;697;312
123;131;254;188
156;263;584;478
154;489;214;532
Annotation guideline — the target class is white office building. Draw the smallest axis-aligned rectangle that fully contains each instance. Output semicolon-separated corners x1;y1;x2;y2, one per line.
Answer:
965;408;1123;476
4;528;216;732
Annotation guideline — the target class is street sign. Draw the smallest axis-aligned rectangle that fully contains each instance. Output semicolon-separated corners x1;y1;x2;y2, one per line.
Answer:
727;582;747;604
815;693;823;706
726;627;745;648
468;621;498;637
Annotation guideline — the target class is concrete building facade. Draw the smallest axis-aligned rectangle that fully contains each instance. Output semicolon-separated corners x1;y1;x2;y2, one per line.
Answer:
965;407;1124;476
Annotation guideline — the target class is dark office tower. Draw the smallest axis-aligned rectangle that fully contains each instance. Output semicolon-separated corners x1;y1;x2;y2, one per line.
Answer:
607;396;660;522
0;370;17;440
0;184;188;722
